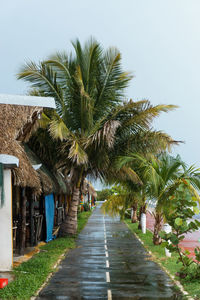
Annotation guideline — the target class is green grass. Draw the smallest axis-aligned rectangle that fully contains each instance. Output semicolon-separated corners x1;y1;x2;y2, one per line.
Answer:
0;211;92;300
125;219;200;300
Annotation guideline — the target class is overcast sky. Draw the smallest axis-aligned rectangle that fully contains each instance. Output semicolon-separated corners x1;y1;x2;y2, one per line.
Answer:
1;0;200;189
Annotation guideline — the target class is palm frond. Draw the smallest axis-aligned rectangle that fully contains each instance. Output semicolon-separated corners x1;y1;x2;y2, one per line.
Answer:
101;194;126;217
17;61;65;113
49;117;71;141
68;141;88;165
120;166;142;185
85;120;121;149
39;112;51;128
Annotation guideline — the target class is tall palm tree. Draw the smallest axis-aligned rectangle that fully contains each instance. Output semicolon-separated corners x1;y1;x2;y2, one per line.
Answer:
18;38;178;235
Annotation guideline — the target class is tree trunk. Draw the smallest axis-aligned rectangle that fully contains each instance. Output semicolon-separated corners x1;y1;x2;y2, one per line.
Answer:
59;186;80;236
131;204;138;223
138;204;146;229
153;212;163;245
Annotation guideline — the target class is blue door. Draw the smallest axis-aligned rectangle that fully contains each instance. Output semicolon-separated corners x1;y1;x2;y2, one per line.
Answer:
45;194;55;242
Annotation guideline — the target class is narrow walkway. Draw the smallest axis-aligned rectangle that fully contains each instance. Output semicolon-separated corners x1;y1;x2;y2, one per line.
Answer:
37;205;179;299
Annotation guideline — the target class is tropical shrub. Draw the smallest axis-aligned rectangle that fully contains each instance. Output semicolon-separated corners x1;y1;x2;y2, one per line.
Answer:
161;182;200;279
83;202;90;211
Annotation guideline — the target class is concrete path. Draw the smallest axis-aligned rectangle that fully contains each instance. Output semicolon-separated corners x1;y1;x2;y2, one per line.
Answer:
37;205;179;299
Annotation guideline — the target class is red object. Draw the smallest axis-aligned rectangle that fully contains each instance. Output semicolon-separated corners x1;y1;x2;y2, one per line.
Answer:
0;278;8;289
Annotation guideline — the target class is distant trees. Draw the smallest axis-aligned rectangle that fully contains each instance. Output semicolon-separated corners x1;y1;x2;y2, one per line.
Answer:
97;189;113;202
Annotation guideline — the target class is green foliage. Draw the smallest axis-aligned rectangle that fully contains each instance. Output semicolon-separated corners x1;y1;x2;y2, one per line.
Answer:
96;188;113;201
125;220;200;299
18;38;179;234
119;152;200;245
83;202;90;211
161;183;200;279
0;211;91;299
18;38;178;185
101;183;145;220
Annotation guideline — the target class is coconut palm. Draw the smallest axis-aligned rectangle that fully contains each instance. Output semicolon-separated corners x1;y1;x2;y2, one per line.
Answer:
120;153;200;244
18;38;178;235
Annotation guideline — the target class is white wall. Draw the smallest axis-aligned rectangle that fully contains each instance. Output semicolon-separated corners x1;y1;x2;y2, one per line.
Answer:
0;169;13;271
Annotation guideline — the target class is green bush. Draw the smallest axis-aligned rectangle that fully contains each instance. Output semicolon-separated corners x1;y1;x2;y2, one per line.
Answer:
161;182;200;279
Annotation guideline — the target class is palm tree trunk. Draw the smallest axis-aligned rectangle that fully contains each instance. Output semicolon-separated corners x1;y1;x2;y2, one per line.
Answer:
131;203;138;223
153;212;163;245
59;186;80;236
138;207;142;229
138;204;146;229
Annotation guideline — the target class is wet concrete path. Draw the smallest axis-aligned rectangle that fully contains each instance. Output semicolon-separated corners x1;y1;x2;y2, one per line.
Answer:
37;205;179;299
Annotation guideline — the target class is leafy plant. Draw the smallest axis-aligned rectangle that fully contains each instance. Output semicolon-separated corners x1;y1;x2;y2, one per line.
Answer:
160;182;200;279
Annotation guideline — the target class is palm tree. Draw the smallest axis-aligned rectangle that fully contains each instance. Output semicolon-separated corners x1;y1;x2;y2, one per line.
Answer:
121;153;200;245
18;38;178;235
142;154;183;244
101;184;142;221
104;186;146;224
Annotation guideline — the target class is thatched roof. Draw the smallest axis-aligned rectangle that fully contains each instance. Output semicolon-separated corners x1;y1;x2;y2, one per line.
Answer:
23;144;69;195
82;179;97;198
88;182;97;198
24;144;54;195
0;104;42;194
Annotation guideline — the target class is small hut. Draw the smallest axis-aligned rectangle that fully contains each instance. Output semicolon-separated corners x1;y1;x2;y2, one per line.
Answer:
81;179;97;210
0;105;43;259
0;94;55;271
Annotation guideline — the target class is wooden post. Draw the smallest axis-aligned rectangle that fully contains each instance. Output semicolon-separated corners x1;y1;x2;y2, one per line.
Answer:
58;194;61;207
38;194;44;241
19;188;27;255
64;196;67;219
30;193;35;247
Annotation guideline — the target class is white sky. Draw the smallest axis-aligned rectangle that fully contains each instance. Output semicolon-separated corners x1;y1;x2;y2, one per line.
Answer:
1;0;200;189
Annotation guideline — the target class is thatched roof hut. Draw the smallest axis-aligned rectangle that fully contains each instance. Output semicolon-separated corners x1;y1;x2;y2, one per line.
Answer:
0;104;42;194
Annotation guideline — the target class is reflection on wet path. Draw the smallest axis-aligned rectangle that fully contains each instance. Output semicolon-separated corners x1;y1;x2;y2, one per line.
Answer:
37;204;180;299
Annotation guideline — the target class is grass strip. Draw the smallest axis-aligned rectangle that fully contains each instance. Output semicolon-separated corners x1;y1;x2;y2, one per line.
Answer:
0;210;92;300
125;219;200;300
